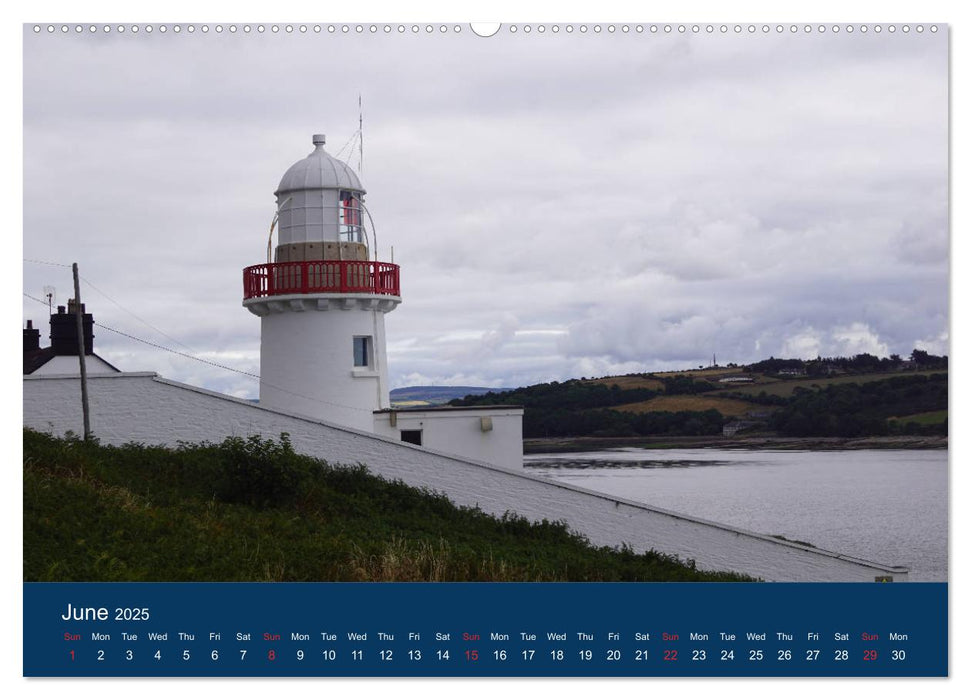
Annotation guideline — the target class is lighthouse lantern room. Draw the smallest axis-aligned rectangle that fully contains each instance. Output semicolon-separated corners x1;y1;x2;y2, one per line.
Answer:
242;134;401;431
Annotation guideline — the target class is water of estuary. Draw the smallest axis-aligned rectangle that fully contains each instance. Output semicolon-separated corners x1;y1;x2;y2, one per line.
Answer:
525;449;947;581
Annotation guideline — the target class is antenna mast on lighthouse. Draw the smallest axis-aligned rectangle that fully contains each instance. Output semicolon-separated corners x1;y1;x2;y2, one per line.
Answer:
359;93;364;175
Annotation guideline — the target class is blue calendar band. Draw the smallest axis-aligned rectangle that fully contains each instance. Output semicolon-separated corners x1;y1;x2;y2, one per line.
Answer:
24;582;947;677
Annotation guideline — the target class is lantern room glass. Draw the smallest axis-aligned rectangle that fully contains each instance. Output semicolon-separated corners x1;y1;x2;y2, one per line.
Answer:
339;190;363;243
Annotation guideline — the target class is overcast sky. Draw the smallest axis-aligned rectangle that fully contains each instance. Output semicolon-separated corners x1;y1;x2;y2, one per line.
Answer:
22;23;948;398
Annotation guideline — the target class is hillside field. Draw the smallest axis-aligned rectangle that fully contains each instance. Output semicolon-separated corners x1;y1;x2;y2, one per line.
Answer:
585;375;665;391
889;410;948;426
613;395;762;417
710;370;943;398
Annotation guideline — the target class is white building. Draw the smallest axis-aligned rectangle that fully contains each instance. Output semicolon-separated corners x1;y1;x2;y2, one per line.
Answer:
23;302;120;376
241;134;523;468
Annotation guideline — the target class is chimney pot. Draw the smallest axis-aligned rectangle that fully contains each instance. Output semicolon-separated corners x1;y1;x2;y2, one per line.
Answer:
24;320;41;353
50;305;95;355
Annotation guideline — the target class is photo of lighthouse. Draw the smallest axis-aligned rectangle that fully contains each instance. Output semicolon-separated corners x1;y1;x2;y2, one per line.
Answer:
14;10;958;690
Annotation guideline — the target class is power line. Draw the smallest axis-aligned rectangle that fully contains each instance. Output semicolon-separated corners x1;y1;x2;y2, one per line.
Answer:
80;275;198;354
29;287;260;382
94;321;372;416
27;290;249;380
23;264;374;416
23;258;70;268
23;291;49;307
95;321;261;380
24;257;198;354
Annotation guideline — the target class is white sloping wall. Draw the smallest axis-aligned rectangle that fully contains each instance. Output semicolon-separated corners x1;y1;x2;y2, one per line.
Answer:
23;373;907;582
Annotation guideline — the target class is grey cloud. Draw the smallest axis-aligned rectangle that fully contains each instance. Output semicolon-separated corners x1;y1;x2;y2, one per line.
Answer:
23;27;948;395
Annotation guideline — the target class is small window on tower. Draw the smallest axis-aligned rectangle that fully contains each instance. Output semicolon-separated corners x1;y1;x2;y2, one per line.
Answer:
353;336;371;368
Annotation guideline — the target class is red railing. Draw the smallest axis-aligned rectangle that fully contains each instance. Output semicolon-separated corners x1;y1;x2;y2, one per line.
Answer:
243;261;400;299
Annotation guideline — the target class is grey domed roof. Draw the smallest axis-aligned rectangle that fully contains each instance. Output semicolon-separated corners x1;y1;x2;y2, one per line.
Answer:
275;134;365;195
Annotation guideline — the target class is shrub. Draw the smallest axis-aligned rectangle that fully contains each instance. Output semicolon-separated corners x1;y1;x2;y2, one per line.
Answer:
211;434;308;508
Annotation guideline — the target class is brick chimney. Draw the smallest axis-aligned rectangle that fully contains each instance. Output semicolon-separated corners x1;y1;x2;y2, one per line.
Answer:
23;320;40;352
50;300;94;355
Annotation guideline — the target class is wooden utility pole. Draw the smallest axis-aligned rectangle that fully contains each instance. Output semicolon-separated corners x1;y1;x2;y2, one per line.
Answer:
72;263;92;440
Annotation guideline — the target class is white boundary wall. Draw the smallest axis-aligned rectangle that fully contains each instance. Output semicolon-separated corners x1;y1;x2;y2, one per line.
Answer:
23;373;907;582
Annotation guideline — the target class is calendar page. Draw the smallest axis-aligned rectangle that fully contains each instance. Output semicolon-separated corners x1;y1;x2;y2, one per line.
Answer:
20;14;949;684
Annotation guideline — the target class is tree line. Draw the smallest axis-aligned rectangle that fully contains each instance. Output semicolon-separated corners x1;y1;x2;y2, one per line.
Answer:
768;373;947;438
450;379;659;412
449;355;948;439
749;349;947;375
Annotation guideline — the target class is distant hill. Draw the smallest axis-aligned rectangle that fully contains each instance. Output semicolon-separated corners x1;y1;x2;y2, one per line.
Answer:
448;355;947;440
390;385;512;406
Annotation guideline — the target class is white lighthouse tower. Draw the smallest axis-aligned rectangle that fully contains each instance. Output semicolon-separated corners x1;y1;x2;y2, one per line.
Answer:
242;134;401;431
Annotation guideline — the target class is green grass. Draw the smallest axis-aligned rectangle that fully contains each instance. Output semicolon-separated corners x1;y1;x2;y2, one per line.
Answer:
23;429;753;583
889;410;948;426
712;371;943;398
